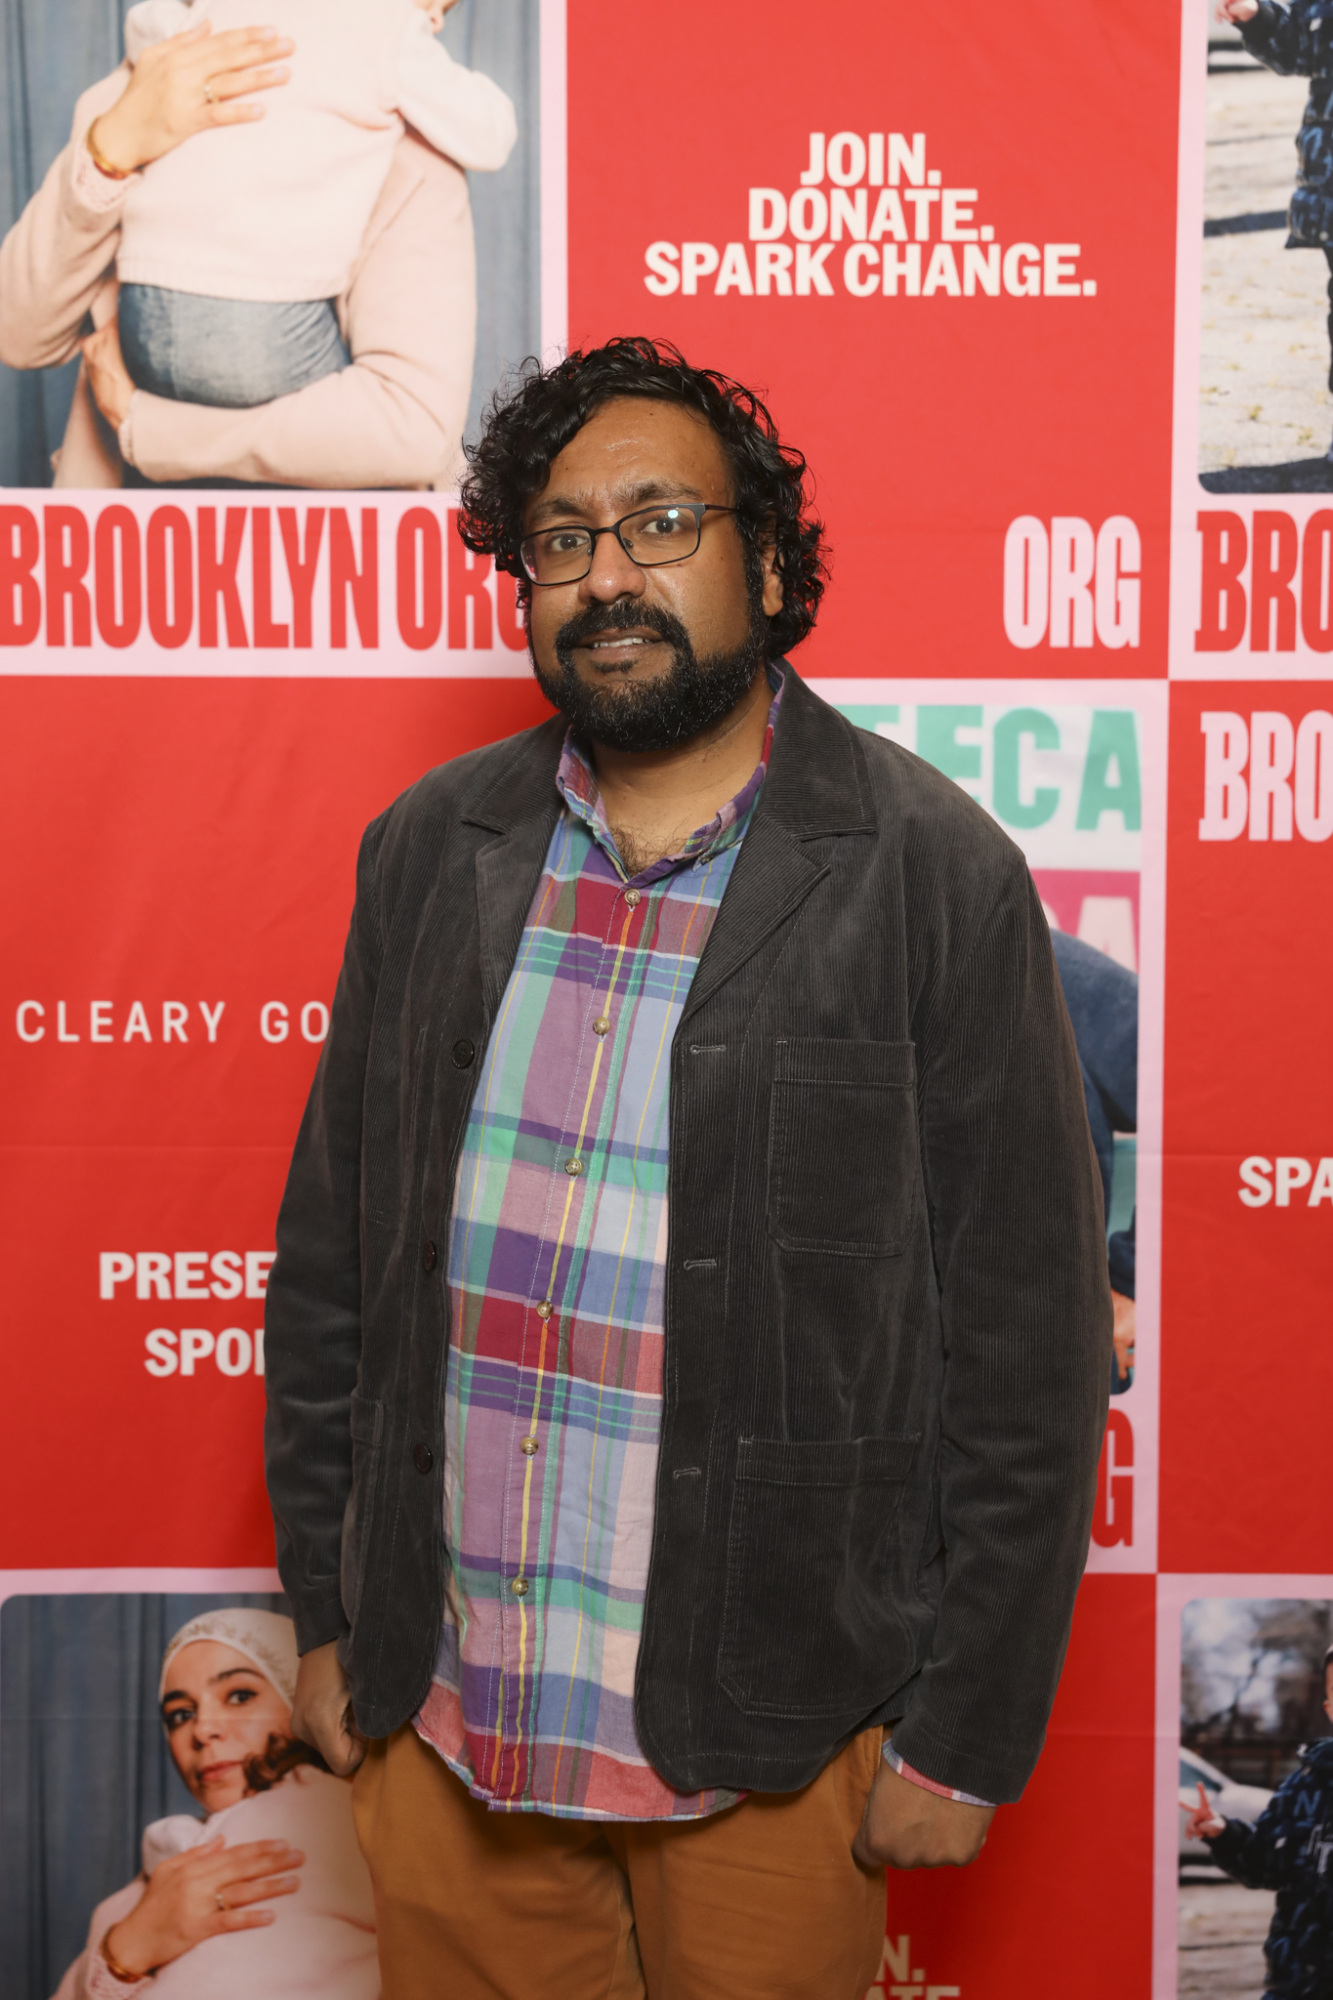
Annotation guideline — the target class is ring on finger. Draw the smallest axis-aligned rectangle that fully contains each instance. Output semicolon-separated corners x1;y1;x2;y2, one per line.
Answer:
215;1890;229;1912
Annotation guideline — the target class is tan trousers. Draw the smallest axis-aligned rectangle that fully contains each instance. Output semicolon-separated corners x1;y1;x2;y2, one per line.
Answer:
351;1721;887;2000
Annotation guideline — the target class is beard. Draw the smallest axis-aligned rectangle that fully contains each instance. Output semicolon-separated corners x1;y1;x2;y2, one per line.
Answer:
531;597;768;754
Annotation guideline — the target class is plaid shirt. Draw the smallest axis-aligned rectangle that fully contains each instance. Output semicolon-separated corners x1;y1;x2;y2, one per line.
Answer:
413;681;780;1820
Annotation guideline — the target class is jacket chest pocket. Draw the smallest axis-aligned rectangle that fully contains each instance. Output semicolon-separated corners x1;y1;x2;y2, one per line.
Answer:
766;1039;918;1257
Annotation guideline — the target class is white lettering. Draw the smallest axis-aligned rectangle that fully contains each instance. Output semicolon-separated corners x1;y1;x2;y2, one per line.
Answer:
787;189;828;242
1095;517;1142;649
145;1329;178;1376
174;1251;211;1300
1199;713;1249;840
714;243;753;295
210;1249;244;1298
179;1328;215;1375
215;1327;253;1377
300;1000;330;1044
1049;518;1096;647
16;1000;44;1041
90;1001;113;1044
246;1250;276;1299
941;189;978;241
123;1000;152;1042
261;1000;289;1043
1003;518;1049;649
1295;711;1333;841
799;133;825;186
643;241;680;296
1249;712;1295;841
844;244;880;297
826;132;866;186
680;242;720;295
1044;243;1082;296
162;1000;189;1043
1003;243;1041;296
1275;1156;1313;1206
747;190;786;241
136;1251;172;1300
198;1000;226;1042
99;1251;134;1298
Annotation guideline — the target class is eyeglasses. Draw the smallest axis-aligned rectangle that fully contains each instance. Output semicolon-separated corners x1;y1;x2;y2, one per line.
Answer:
518;502;737;587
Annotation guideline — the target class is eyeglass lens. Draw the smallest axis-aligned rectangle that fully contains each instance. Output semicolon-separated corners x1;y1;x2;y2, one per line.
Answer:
522;505;702;584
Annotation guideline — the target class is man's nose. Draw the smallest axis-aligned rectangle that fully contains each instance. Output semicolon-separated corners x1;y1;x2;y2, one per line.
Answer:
580;529;646;603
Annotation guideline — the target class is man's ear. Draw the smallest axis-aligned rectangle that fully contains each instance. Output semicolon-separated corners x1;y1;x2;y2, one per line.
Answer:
757;519;784;618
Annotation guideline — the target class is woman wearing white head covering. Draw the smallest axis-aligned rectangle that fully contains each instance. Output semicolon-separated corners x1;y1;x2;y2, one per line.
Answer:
51;1608;378;2000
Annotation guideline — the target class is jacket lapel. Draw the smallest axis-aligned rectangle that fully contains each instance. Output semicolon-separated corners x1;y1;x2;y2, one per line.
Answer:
461;717;566;1024
683;668;875;1019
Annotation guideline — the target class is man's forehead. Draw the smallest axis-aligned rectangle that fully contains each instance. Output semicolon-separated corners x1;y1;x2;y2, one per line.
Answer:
526;399;730;523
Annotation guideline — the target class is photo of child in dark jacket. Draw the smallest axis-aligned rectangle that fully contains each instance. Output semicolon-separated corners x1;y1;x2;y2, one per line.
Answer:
1202;0;1333;487
1185;1643;1333;1999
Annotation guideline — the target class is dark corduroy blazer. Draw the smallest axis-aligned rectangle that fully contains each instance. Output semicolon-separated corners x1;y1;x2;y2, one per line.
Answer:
263;666;1112;1805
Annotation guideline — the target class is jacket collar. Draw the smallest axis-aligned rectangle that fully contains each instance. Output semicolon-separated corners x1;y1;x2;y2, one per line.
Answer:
459;662;874;843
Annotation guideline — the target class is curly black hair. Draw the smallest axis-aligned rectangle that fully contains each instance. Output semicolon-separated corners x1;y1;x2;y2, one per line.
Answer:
458;337;828;658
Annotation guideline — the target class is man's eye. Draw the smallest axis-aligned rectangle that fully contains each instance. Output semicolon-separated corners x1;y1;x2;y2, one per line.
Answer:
545;531;587;555
641;511;688;537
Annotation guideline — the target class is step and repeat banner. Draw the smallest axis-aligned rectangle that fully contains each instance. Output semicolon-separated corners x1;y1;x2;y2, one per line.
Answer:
0;1;1328;1996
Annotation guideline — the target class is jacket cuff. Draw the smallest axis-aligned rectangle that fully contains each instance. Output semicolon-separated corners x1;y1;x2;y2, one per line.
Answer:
887;1710;1032;1806
287;1581;349;1656
884;1739;996;1808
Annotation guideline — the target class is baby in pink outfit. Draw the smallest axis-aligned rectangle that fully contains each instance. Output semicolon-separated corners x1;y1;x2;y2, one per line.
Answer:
116;0;515;409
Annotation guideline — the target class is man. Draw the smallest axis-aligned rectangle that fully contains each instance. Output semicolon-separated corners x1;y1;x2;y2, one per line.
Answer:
265;337;1111;1999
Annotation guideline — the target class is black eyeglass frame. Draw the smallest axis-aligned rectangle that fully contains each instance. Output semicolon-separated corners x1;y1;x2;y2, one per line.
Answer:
518;501;739;587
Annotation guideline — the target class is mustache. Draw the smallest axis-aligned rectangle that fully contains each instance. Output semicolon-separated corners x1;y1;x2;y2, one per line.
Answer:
554;600;691;658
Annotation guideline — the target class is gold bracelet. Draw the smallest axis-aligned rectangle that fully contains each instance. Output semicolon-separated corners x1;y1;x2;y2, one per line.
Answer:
100;1932;149;1984
84;120;135;182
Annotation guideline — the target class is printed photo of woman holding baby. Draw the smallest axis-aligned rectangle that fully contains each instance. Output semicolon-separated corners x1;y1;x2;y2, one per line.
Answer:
0;0;537;490
0;1595;376;2000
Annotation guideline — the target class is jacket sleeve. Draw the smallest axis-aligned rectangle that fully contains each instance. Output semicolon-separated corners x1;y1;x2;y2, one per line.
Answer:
0;74;130;371
124;137;475;490
1240;0;1314;75
1208;1802;1294;1889
264;816;387;1655
890;849;1112;1803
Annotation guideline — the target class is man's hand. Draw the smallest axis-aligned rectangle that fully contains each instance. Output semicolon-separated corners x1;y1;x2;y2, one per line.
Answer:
81;316;135;430
1111;1290;1136;1378
853;1757;995;1870
1183;1780;1226;1841
291;1640;366;1777
1217;0;1259;23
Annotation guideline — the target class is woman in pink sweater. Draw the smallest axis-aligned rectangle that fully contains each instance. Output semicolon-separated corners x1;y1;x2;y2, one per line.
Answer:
51;1608;379;1999
0;22;483;487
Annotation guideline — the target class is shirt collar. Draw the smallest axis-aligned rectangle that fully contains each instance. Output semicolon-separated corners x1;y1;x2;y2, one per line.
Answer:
555;665;785;884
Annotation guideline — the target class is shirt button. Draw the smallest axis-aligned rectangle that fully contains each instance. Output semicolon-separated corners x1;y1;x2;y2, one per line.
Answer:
624;888;642;908
413;1443;434;1475
564;1157;583;1177
519;1437;540;1457
592;1017;610;1036
451;1038;476;1068
535;1299;554;1320
510;1576;530;1597
422;1240;437;1272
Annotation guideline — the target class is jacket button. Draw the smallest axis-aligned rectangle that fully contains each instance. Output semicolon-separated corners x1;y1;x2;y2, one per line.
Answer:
422;1240;437;1272
413;1443;434;1475
451;1038;476;1068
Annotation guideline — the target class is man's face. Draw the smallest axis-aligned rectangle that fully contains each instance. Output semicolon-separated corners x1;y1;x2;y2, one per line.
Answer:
522;397;783;752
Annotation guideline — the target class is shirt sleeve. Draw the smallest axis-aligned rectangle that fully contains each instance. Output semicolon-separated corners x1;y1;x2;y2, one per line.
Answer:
395;18;518;172
884;1739;996;1809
